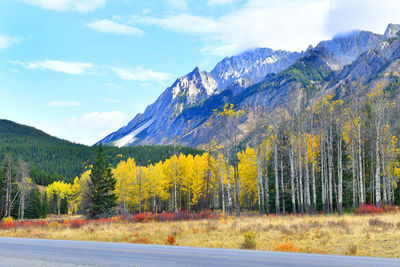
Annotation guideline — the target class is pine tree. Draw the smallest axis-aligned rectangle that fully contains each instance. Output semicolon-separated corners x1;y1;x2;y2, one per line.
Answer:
89;144;117;218
24;186;41;219
41;191;48;218
60;197;68;214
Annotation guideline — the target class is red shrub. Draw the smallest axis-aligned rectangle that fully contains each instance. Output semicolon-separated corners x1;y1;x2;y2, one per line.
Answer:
355;204;383;215
133;213;152;222
71;219;86;228
1;221;15;229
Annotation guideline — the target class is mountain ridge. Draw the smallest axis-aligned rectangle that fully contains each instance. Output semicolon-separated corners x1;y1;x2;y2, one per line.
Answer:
98;23;400;148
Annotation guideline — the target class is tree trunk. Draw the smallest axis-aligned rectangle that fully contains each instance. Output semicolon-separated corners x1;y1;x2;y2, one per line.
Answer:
337;130;343;216
289;146;296;217
328;123;334;214
298;137;304;216
311;134;317;215
357;122;365;205
225;156;233;216
264;150;270;214
375;127;381;208
234;162;240;217
303;135;311;215
274;141;280;216
219;165;226;213
351;141;357;209
321;134;327;215
280;157;285;215
256;150;263;215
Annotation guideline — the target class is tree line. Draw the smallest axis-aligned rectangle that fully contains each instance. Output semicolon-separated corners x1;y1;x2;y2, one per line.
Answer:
2;83;399;219
0;119;201;186
68;84;400;217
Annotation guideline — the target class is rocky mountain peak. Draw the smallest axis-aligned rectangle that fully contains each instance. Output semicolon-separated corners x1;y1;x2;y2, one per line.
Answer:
170;66;217;105
209;47;303;89
315;30;384;69
384;23;400;38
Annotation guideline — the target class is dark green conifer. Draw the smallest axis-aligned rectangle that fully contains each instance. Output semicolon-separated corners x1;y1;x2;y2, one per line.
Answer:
89;144;117;218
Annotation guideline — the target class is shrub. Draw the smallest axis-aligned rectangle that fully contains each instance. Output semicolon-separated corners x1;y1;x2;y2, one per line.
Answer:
133;213;152;223
368;218;393;228
71;219;86;228
1;217;15;229
346;244;357;255
133;233;151;244
166;235;175;245
48;221;61;229
355;204;383;215
382;205;399;213
275;242;299;252
241;230;256;249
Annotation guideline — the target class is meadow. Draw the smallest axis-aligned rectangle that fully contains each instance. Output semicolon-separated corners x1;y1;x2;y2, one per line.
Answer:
1;210;400;258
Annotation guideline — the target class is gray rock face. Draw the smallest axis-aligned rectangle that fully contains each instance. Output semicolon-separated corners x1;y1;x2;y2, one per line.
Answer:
98;24;400;148
384;23;400;38
210;48;303;89
314;30;384;70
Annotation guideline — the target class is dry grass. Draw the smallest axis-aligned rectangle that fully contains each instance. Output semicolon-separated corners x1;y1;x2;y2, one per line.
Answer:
1;213;400;258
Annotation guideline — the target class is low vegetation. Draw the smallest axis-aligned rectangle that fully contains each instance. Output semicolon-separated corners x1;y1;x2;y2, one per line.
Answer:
1;212;400;258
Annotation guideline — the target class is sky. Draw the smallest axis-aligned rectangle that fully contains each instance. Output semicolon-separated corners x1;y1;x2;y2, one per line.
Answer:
0;0;399;145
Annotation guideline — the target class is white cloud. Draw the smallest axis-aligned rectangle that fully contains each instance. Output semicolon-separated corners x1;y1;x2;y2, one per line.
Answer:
67;111;127;145
127;0;400;56
208;0;237;5
87;20;145;36
112;66;170;83
14;60;93;75
48;100;81;107
0;35;19;51
325;0;400;35
23;0;106;12
129;0;330;55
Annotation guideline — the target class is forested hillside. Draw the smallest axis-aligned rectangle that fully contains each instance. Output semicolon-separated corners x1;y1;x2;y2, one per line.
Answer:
0;119;202;185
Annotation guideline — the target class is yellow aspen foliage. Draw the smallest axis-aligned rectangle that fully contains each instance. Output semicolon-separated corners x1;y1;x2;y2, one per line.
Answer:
238;146;258;206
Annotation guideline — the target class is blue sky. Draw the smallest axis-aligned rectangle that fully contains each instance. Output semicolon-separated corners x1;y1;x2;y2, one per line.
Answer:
0;0;399;145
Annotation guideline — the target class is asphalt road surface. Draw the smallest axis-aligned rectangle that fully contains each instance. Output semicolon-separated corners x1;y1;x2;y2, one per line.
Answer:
0;237;399;266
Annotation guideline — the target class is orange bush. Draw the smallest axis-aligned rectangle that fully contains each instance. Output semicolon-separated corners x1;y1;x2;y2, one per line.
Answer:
132;233;150;244
275;242;299;252
166;235;175;245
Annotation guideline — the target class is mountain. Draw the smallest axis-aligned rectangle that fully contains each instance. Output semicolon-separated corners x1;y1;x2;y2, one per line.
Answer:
98;24;400;148
98;48;303;147
0;119;202;185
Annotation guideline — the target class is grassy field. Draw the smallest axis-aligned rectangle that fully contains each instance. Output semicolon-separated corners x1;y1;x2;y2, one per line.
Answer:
1;213;400;258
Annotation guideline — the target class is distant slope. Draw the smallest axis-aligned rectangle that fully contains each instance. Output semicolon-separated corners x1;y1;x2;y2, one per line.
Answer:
0;119;202;185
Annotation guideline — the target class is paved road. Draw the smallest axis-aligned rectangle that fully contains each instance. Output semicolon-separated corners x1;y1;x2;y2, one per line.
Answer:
0;237;399;267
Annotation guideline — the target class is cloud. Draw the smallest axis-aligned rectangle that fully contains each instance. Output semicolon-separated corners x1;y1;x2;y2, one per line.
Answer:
208;0;237;5
13;60;93;75
325;0;400;35
87;20;145;36
23;0;106;12
129;0;331;55
67;111;127;145
48;100;81;107
112;66;170;83
0;35;19;51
